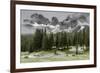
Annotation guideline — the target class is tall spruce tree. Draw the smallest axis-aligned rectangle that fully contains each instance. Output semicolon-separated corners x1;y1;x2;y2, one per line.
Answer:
74;32;79;54
61;32;67;49
82;29;86;50
48;32;54;50
66;33;70;49
30;29;43;52
21;35;29;52
55;32;59;49
54;32;60;54
42;28;49;50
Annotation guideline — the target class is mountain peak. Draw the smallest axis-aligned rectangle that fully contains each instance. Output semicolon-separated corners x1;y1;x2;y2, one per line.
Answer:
30;13;50;24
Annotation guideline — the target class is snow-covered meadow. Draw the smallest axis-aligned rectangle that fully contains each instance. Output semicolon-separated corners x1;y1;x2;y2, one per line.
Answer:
20;46;89;63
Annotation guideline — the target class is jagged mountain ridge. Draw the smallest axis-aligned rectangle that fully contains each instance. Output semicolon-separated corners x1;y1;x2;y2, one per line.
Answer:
22;13;89;34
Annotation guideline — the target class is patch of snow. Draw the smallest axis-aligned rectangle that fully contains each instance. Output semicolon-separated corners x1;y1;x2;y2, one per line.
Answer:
69;46;84;52
78;26;85;32
80;26;84;30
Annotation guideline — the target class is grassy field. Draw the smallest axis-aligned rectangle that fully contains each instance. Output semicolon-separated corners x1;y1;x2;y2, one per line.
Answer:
20;51;89;63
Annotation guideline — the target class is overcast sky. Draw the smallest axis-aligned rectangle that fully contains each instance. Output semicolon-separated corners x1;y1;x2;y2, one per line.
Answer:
21;9;89;23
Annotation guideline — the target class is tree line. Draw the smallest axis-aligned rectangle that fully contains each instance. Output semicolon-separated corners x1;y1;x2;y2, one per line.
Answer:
21;28;89;54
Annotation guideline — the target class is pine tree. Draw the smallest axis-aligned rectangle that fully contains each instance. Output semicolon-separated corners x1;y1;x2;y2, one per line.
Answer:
74;32;79;54
66;33;70;49
83;27;89;51
42;28;49;50
54;32;60;55
21;35;27;52
61;32;67;49
78;31;83;46
21;35;30;52
55;32;59;49
82;29;86;50
48;32;54;50
30;29;43;52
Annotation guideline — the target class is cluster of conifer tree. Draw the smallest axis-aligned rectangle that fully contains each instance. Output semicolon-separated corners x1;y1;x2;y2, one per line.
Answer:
21;28;89;54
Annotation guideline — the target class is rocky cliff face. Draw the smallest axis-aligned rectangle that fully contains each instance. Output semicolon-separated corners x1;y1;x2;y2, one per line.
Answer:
30;13;50;24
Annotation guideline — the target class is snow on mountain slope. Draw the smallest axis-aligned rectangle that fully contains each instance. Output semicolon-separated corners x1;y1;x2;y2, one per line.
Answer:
24;21;89;33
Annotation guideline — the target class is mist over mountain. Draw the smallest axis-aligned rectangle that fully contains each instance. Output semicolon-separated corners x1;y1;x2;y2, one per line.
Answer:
21;13;89;35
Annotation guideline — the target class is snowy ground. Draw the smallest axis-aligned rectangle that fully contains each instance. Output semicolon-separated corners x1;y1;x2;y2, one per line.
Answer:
20;49;89;63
